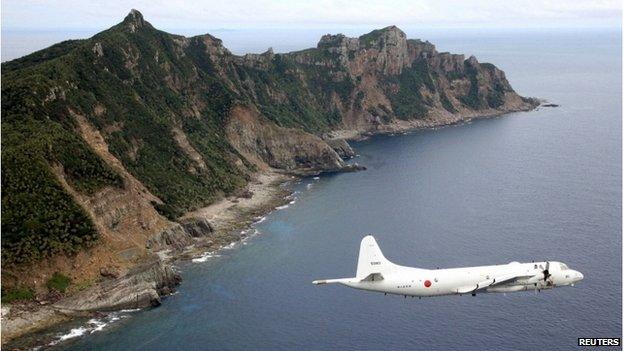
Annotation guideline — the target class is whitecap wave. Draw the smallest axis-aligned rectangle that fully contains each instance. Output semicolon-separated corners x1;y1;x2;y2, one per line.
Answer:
306;184;313;190
49;312;132;346
313;176;320;180
223;242;237;249
58;327;88;341
192;251;221;262
276;204;289;210
48;308;142;348
88;319;108;333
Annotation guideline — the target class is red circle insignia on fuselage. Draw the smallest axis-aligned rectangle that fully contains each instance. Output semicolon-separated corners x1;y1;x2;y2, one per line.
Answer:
424;280;432;287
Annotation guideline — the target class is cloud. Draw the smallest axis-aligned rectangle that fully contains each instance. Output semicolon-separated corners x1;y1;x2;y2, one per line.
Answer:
1;0;621;30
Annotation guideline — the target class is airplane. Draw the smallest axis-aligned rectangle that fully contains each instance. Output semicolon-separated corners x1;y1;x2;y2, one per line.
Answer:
312;235;583;297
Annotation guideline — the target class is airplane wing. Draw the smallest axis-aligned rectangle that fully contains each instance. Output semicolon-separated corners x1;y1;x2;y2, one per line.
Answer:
456;272;534;294
489;272;530;286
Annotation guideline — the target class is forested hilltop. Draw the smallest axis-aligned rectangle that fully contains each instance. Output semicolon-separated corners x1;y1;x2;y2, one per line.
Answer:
1;10;537;290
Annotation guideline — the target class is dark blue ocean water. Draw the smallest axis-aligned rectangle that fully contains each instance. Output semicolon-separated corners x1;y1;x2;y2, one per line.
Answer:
55;29;621;350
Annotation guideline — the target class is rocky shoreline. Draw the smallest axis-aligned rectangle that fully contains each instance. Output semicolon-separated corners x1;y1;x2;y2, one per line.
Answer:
327;100;539;141
1;103;539;349
1;170;294;347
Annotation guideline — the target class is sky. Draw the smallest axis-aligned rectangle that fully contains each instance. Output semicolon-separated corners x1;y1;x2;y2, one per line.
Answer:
1;0;621;62
1;0;622;32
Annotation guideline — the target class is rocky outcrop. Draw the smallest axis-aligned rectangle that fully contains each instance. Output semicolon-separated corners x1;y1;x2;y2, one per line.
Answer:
146;224;194;252
1;256;180;343
325;138;356;159
53;258;180;312
225;106;348;173
146;217;213;251
1;305;71;344
180;217;213;238
289;26;536;135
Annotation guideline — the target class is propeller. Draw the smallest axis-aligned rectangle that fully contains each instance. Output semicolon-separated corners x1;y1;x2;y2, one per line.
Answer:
543;261;551;282
533;261;551;294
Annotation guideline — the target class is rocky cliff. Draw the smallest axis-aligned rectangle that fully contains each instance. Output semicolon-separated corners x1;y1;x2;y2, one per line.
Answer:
1;9;537;304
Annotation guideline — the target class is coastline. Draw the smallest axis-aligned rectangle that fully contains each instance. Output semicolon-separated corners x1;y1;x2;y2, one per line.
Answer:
1;104;539;348
0;170;294;347
178;171;294;260
328;102;540;141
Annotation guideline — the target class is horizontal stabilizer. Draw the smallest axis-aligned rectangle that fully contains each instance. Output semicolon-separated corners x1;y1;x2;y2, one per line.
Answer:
312;278;355;285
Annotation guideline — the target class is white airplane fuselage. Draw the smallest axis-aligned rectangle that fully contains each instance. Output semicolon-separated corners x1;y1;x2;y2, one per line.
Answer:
313;236;583;297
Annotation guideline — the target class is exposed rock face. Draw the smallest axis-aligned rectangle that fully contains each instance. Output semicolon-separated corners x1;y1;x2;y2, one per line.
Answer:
225;106;346;172
1;258;178;343
284;27;536;134
325;138;356;159
226;25;536;140
146;217;213;251
124;9;148;33
53;258;180;312
146;224;194;252
99;265;121;279
180;217;213;238
1;306;70;345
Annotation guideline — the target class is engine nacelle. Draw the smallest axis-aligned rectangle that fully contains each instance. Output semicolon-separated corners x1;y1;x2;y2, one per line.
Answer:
524;274;545;285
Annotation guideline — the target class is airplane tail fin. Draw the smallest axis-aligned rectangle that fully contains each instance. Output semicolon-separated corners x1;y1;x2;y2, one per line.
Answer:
356;235;393;279
312;235;393;286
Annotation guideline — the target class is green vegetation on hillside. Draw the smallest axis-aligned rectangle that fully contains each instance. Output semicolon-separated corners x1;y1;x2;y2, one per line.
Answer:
1;147;101;264
1;113;121;264
1;286;35;303
359;28;387;47
459;62;484;109
231;53;351;133
46;272;71;293
384;59;435;119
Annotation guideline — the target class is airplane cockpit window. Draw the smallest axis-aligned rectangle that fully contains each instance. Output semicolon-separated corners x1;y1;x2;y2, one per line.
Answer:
559;263;569;270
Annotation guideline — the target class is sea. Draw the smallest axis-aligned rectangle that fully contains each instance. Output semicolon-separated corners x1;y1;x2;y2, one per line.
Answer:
2;27;621;350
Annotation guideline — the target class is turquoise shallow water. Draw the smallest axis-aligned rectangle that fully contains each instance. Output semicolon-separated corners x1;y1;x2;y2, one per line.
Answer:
35;29;622;350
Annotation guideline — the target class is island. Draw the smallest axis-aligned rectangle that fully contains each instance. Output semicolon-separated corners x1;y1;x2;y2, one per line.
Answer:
0;9;538;344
